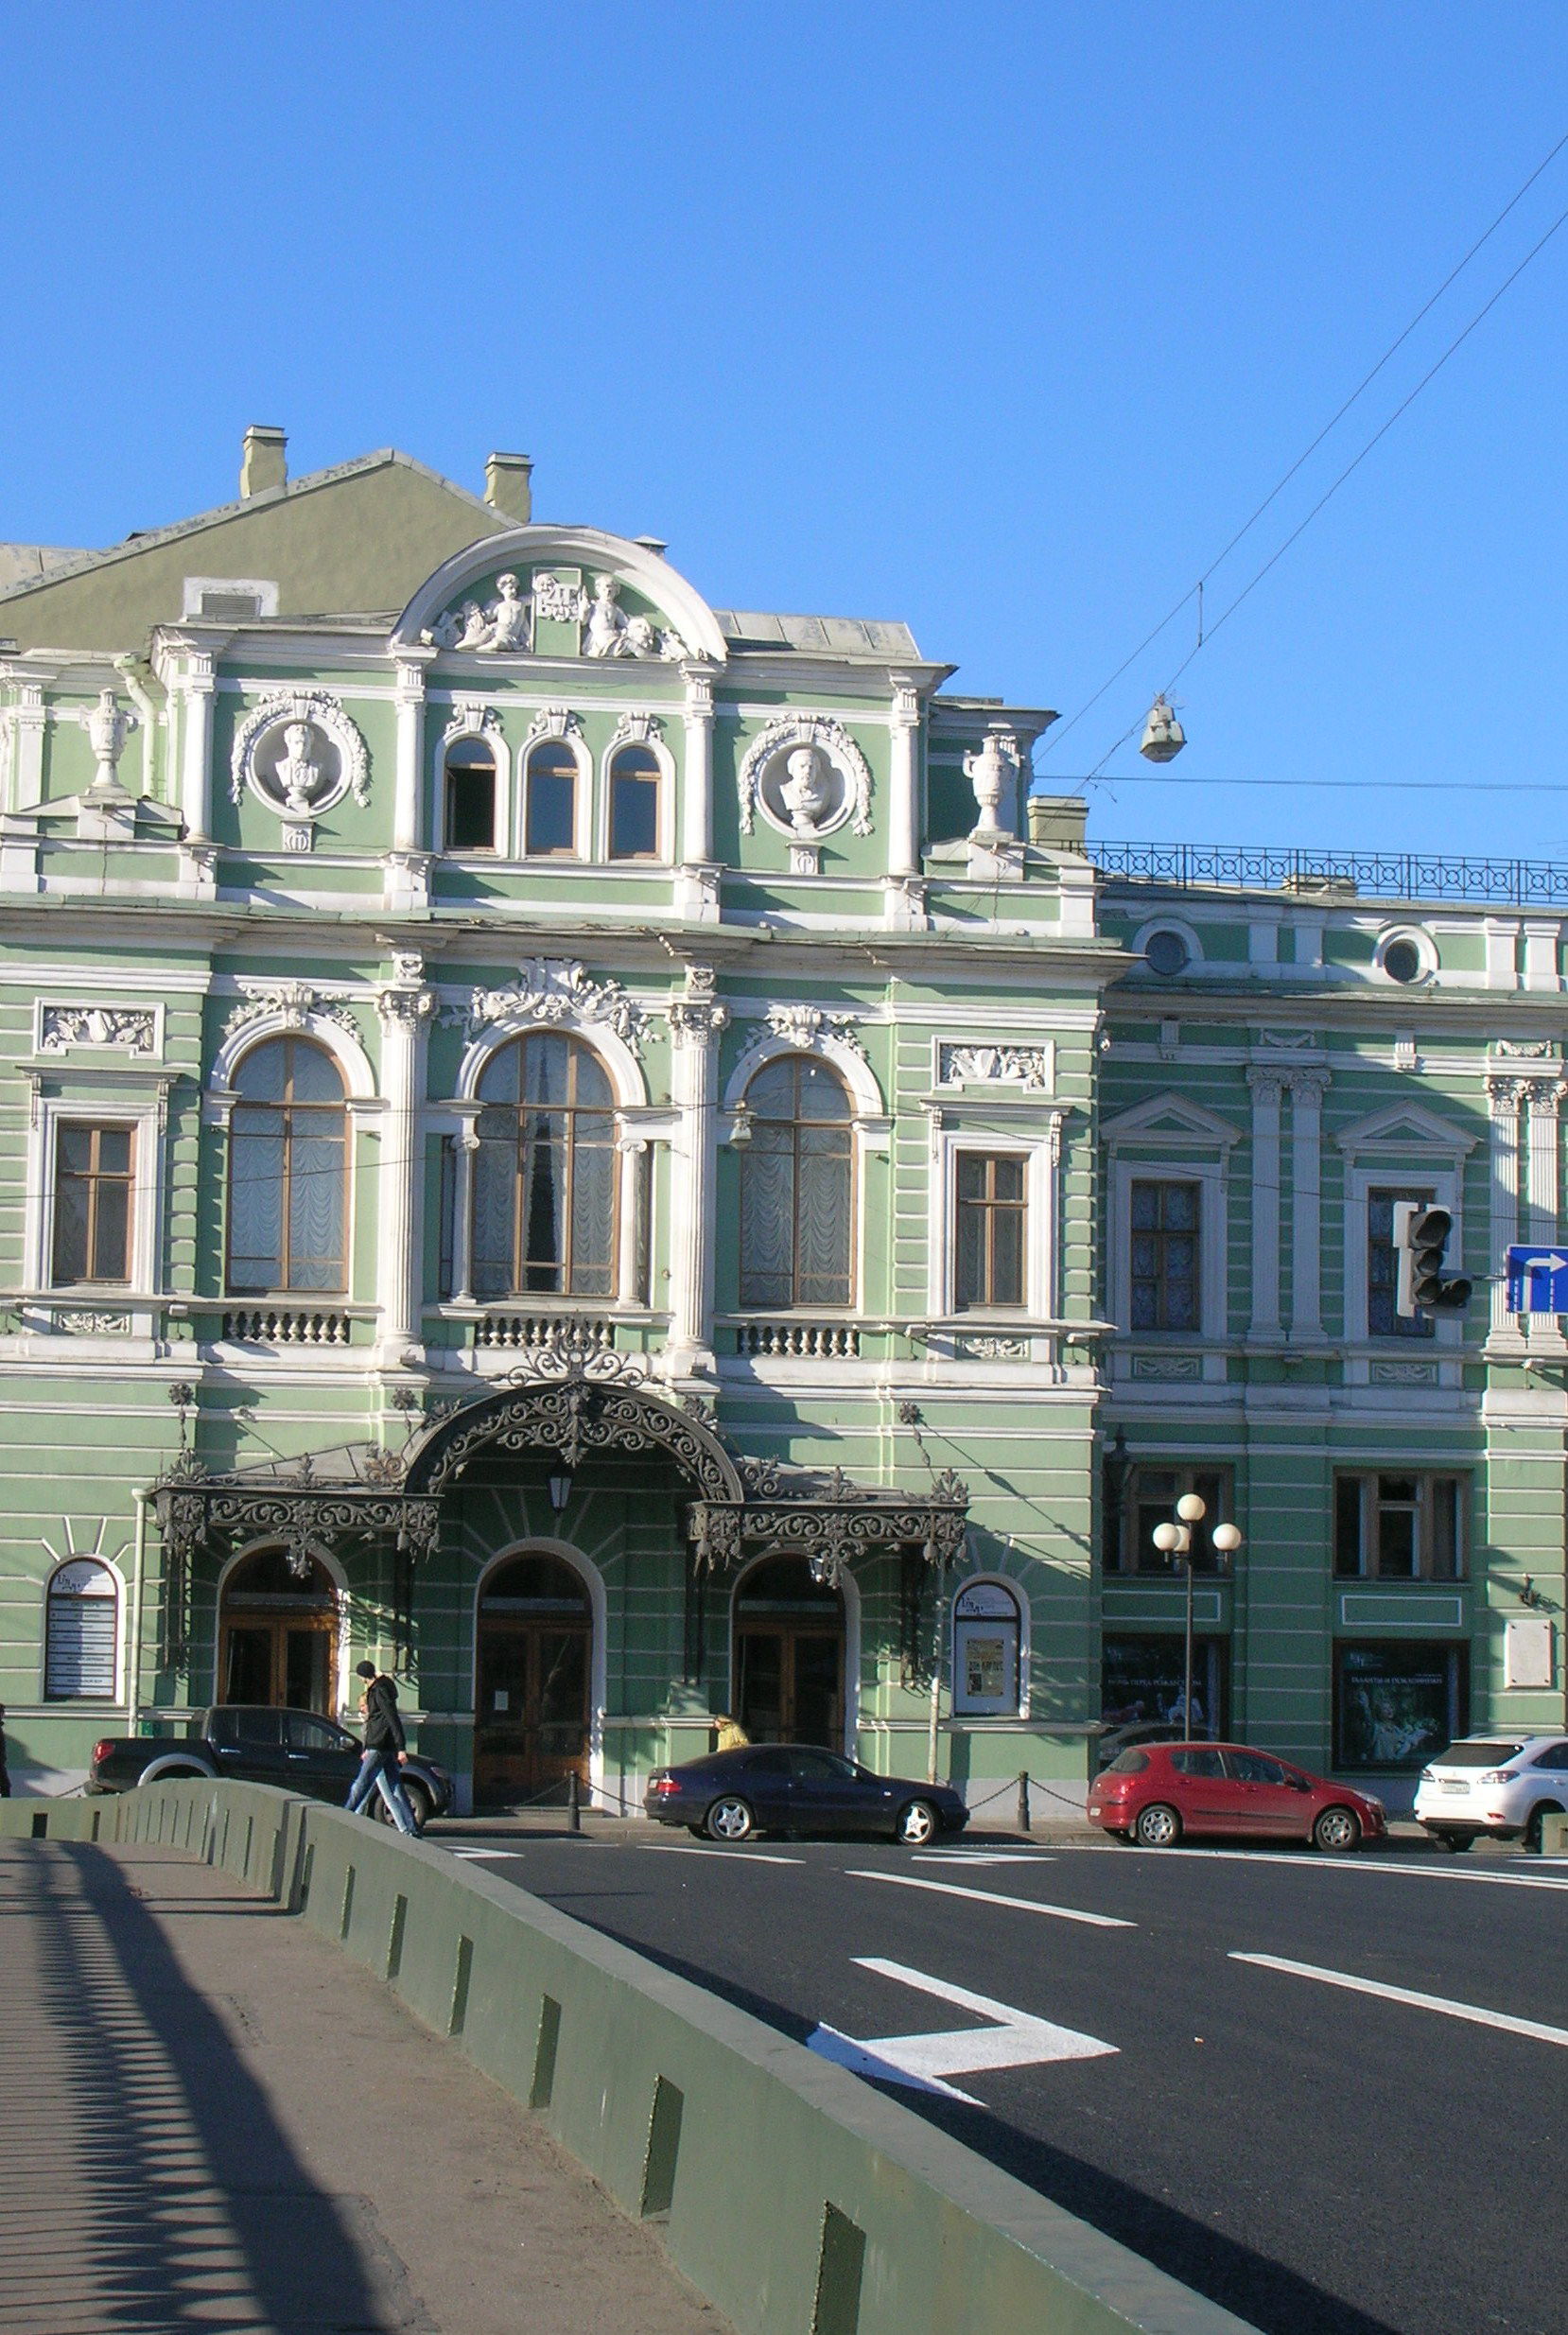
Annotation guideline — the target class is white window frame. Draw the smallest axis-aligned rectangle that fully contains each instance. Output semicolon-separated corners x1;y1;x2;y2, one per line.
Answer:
951;1575;1029;1719
1343;1160;1464;1382
930;1123;1061;1322
25;1085;169;1328
1108;1156;1228;1360
517;729;591;860
600;731;675;865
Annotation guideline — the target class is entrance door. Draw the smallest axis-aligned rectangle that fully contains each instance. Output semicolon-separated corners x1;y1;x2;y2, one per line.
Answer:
475;1553;592;1808
734;1557;845;1749
218;1549;339;1714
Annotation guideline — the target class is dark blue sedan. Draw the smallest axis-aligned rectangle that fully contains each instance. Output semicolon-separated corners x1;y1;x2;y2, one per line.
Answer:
644;1744;969;1845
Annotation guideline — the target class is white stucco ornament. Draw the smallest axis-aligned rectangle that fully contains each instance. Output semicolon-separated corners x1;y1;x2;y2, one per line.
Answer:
963;724;1020;839
78;689;139;792
583;574;688;662
738;716;873;842
230;691;370;844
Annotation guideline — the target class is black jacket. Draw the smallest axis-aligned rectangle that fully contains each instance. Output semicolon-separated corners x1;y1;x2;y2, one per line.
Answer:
362;1677;406;1753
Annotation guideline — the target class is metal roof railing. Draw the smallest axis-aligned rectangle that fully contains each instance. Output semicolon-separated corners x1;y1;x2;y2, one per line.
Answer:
1087;841;1568;909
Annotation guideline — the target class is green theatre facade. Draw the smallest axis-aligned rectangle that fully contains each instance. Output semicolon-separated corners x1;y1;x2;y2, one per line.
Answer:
0;435;1561;1812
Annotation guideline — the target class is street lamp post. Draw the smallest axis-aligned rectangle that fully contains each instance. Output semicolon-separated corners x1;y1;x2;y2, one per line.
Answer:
1152;1494;1244;1742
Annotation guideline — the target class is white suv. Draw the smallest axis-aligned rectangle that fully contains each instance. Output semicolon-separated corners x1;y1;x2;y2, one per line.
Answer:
1414;1734;1568;1852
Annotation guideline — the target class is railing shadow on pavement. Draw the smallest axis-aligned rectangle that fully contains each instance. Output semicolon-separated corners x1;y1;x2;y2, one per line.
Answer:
0;1839;394;2332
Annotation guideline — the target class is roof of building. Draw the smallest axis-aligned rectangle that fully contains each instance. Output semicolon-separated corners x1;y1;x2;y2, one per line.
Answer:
713;609;921;659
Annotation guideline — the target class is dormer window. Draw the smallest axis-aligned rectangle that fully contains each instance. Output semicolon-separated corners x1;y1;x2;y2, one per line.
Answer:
444;737;497;852
608;744;661;861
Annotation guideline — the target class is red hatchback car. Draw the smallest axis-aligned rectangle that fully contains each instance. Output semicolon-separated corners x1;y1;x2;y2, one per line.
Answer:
1088;1741;1386;1853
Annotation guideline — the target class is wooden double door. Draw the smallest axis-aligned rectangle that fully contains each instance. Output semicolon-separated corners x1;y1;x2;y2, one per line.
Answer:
218;1549;339;1715
734;1557;845;1749
475;1552;592;1808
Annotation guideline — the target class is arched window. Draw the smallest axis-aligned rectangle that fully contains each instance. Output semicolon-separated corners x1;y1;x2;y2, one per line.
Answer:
444;736;497;851
608;744;661;861
739;1054;853;1309
951;1579;1022;1716
472;1034;617;1298
524;741;579;857
228;1037;348;1295
45;1559;119;1700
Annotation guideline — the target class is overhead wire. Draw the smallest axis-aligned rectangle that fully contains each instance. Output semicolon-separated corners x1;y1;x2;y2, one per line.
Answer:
1034;125;1568;779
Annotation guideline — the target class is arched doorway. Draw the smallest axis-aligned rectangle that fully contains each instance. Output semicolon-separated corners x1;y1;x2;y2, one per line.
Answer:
475;1551;592;1807
218;1547;339;1713
733;1556;845;1748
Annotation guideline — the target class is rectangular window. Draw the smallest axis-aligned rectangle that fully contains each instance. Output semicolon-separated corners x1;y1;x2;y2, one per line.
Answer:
954;1154;1026;1309
52;1124;134;1285
1368;1186;1435;1339
1333;1472;1466;1579
1129;1179;1199;1331
1102;1632;1229;1741
1334;1640;1468;1771
1108;1466;1230;1574
609;763;660;860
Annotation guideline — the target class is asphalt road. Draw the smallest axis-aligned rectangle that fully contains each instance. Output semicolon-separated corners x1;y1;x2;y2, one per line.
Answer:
433;1828;1568;2335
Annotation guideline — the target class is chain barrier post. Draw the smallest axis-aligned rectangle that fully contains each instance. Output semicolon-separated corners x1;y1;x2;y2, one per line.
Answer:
1017;1769;1031;1835
566;1769;581;1835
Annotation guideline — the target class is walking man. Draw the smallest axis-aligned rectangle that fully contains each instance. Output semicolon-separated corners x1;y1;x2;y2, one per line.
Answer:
345;1661;418;1834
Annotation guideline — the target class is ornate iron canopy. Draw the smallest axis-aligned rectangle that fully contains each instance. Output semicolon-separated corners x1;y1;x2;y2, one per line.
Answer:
688;1455;969;1587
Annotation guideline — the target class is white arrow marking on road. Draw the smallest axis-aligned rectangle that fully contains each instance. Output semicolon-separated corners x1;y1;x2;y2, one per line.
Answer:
911;1852;1057;1865
1231;1953;1568;2047
807;1957;1118;2103
846;1868;1134;1926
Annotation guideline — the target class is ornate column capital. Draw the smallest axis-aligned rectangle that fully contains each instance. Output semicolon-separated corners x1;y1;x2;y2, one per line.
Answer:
376;984;434;1031
669;998;729;1045
1283;1066;1331;1099
1487;1074;1528;1115
890;672;922;726
1246;1065;1287;1102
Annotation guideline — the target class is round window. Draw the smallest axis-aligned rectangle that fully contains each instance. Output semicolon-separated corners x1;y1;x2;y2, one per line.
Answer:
1382;937;1424;985
1144;930;1190;977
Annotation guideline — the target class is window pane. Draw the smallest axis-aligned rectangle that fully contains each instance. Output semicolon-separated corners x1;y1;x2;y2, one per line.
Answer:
955;1198;985;1309
228;1123;285;1289
53;1178;90;1281
235;1039;287;1102
446;762;497;850
796;1060;851;1121
1334;1477;1364;1576
1431;1479;1461;1579
569;1124;616;1293
472;1133;516;1298
989;1204;1024;1305
746;1059;797;1119
522;1035;571;1107
796;1145;852;1304
57;1124;95;1175
1130;1182;1159;1229
520;1117;567;1287
991;1156;1025;1204
91;1178;130;1281
97;1126;132;1176
287;1043;344;1105
526;758;576;854
287;1130;344;1288
1377;1507;1418;1578
609;767;659;859
740;1141;795;1308
957;1154;987;1202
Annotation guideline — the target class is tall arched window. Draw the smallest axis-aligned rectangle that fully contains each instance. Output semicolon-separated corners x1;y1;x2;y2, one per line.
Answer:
524;741;579;857
739;1054;853;1309
608;744;661;861
45;1559;119;1700
444;736;497;851
228;1037;348;1294
472;1034;617;1298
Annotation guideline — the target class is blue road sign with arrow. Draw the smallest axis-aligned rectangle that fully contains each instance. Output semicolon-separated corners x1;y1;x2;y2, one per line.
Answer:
1506;1246;1568;1313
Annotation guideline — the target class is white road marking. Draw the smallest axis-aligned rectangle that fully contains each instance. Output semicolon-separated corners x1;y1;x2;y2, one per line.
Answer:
846;1869;1133;1927
641;1842;803;1866
444;1845;520;1860
911;1852;1057;1866
1230;1953;1568;2047
1071;1844;1568;1892
807;1956;1117;2102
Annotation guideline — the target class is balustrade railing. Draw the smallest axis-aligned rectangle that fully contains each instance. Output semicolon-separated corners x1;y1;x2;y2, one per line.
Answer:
734;1320;862;1359
220;1308;352;1347
1088;839;1568;908
474;1313;616;1352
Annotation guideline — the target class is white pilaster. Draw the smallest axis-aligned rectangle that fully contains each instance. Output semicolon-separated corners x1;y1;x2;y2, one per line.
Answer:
681;662;715;866
1246;1066;1283;1338
375;962;434;1365
180;652;216;839
665;967;728;1375
887;674;920;879
1488;1075;1524;1339
1525;1079;1564;1246
1287;1068;1329;1338
13;684;45;810
392;655;428;853
449;1106;481;1306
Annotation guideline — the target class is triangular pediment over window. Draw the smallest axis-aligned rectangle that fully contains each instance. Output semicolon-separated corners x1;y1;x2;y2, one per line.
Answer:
1333;1101;1479;1157
1101;1092;1242;1147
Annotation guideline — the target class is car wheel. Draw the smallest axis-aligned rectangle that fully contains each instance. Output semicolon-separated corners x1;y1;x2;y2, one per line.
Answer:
1313;1805;1362;1854
1436;1830;1473;1853
1523;1802;1560;1854
895;1799;939;1848
401;1778;432;1833
704;1795;756;1843
1134;1803;1181;1849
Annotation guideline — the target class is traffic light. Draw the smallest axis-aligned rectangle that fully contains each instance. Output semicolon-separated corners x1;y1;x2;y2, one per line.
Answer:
1393;1201;1472;1315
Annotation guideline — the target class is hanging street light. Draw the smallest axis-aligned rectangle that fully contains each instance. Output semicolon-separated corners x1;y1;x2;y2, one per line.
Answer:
1140;695;1186;763
548;1470;574;1516
1152;1492;1244;1741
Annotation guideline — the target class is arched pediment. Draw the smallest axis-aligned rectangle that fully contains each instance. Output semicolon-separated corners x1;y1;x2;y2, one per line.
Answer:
392;526;729;665
402;1367;744;1503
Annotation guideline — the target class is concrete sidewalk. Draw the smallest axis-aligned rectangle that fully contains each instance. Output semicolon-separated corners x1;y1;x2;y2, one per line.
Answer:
0;1838;733;2335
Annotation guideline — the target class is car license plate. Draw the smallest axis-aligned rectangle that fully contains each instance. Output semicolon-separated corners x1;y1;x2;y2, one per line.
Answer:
1439;1780;1469;1795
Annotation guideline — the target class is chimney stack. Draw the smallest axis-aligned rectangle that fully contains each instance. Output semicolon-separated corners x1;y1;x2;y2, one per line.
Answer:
485;451;532;525
240;426;287;498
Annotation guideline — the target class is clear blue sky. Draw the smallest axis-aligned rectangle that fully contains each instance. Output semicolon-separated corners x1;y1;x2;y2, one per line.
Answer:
3;5;1567;859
